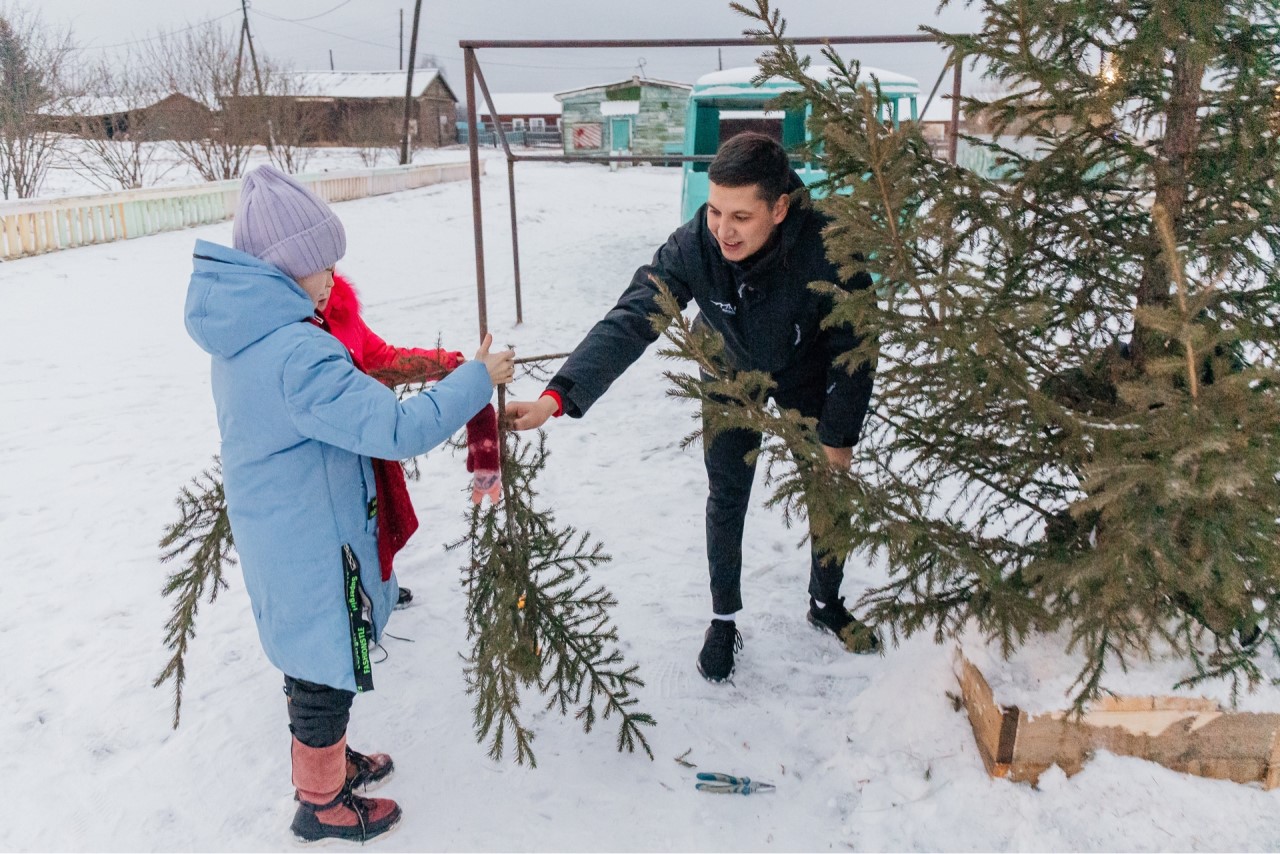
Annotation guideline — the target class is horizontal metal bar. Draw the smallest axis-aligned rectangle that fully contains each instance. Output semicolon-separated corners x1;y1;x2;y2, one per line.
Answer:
460;35;941;49
508;154;716;163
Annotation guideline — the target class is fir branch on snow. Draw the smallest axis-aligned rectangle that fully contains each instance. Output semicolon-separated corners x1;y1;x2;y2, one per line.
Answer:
732;0;1280;705
451;430;655;767
154;456;234;729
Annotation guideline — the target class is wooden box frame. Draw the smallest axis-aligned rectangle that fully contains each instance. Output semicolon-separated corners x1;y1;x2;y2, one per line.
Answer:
954;648;1280;789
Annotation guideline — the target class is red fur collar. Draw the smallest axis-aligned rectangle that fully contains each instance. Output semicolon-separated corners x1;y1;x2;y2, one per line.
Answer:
324;271;362;325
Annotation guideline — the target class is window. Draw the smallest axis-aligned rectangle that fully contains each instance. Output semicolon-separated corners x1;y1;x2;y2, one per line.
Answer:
531;117;545;132
513;118;526;130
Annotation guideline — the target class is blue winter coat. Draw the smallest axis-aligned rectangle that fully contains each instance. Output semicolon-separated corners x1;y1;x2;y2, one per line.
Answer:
184;239;493;691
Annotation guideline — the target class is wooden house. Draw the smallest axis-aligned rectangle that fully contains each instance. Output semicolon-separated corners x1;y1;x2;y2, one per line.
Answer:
256;70;459;147
554;76;691;158
477;92;561;133
50;93;212;140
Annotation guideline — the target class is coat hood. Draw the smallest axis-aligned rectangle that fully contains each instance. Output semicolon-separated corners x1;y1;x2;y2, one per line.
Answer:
185;239;315;358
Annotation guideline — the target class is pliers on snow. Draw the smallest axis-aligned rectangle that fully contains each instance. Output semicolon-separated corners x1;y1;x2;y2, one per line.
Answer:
695;771;776;795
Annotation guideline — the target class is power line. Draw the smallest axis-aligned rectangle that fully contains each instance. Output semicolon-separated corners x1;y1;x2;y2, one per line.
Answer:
250;8;400;50
71;9;241;52
256;0;355;23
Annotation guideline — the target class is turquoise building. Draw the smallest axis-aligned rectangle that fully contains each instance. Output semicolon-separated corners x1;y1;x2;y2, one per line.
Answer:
680;66;921;223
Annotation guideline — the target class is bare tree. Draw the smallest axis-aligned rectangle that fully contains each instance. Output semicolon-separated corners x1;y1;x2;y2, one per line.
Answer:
145;21;264;182
0;5;75;199
338;106;396;167
262;66;321;174
62;52;174;190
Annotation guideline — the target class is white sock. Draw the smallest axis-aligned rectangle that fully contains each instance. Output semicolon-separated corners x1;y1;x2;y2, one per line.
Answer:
813;599;827;609
712;612;738;623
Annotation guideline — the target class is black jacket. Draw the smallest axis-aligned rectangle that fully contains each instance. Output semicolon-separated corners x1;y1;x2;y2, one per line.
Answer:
548;178;874;448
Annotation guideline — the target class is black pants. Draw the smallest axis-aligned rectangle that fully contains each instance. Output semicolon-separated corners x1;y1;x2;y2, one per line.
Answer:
284;675;355;749
703;377;847;615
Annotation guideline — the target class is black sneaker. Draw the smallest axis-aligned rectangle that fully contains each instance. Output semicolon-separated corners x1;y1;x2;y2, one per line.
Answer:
395;587;413;610
807;597;880;654
696;619;742;683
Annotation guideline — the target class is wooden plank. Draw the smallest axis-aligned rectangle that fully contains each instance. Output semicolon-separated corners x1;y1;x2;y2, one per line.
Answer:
953;648;1280;789
954;651;1015;778
20;213;36;254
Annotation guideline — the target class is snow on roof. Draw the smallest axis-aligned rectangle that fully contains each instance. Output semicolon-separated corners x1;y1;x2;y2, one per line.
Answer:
477;92;562;116
59;95;135;116
277;69;447;100
42;92;200;118
695;65;919;92
554;77;691;101
919;96;961;123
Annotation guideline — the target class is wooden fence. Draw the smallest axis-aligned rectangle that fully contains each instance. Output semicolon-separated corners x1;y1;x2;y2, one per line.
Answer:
0;160;478;261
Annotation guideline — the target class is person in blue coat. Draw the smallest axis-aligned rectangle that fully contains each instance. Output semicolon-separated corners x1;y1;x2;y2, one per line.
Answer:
184;165;514;844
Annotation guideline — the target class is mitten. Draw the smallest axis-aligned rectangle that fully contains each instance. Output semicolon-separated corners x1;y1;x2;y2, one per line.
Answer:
465;404;501;504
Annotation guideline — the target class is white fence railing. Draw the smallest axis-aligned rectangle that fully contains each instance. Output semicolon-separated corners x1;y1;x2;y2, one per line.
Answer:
0;160;479;261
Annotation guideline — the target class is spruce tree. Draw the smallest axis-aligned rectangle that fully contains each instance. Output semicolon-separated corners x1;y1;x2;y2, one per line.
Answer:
698;0;1280;705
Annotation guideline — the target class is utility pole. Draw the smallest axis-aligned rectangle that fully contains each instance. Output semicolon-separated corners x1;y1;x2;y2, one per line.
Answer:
400;0;422;164
233;18;247;97
718;48;723;71
239;0;274;153
239;0;267;98
399;8;404;71
329;49;335;71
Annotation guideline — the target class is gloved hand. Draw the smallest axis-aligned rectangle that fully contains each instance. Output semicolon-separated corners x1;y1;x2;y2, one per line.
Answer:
465;404;501;504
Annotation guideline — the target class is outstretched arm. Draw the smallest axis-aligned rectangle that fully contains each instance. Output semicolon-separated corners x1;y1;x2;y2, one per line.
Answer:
509;229;696;431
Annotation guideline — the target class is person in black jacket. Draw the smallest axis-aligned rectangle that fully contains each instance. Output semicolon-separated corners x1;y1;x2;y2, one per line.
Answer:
509;132;878;683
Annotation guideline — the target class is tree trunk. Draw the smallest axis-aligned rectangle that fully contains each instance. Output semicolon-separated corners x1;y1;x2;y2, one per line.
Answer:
1130;43;1205;370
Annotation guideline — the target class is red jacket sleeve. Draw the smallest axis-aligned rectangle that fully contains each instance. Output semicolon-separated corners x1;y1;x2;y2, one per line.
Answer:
358;316;461;382
325;273;462;384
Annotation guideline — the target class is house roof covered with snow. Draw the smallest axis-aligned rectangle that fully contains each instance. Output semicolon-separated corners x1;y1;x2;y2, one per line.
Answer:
275;69;455;102
42;92;208;118
694;65;919;95
476;93;562;116
554;76;691;101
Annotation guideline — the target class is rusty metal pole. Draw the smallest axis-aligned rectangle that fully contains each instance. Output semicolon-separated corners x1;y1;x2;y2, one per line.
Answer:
948;51;963;165
506;159;524;324
464;48;489;339
468;59;523;326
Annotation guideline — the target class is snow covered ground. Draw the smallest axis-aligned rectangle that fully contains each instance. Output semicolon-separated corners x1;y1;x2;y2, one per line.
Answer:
2;159;1279;852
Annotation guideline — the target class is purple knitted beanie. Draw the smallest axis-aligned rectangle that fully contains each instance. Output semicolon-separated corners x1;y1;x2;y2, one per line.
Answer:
233;165;346;281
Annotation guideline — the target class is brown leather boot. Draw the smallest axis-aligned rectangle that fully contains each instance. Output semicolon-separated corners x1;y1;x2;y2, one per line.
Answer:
290;737;401;843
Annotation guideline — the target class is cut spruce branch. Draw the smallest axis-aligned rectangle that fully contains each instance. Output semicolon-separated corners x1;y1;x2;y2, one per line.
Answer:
451;429;655;767
154;457;234;729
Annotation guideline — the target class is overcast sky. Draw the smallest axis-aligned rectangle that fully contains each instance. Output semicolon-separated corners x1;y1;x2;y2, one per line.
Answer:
40;0;985;105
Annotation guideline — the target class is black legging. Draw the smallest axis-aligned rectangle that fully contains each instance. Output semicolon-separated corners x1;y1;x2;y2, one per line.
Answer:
284;675;355;748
